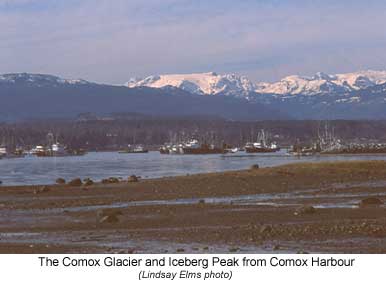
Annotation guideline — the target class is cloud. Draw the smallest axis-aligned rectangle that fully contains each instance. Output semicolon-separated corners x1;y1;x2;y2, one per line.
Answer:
1;0;386;83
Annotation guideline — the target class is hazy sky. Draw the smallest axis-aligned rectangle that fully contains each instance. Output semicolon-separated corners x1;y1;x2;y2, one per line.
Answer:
1;0;386;83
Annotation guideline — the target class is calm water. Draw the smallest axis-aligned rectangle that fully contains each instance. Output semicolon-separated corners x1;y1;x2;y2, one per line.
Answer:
1;150;386;186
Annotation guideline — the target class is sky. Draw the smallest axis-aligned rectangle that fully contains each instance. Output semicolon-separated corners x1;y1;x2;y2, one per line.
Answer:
1;0;386;84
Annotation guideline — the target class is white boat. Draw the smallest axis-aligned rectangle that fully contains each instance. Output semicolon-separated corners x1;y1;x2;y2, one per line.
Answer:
0;146;25;159
119;144;149;154
30;145;46;155
245;130;280;153
224;147;239;154
0;147;7;157
51;143;68;156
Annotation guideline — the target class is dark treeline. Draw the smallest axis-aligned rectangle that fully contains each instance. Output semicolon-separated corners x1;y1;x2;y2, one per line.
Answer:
1;115;386;150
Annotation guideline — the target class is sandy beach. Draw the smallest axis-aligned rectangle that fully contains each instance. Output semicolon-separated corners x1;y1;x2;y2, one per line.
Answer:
1;160;386;254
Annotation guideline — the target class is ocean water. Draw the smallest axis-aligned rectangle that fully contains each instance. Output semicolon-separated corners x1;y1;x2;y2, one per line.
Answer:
1;150;386;186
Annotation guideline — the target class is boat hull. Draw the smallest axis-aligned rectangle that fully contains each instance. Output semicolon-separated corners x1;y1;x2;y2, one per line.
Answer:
159;149;170;154
245;147;281;153
182;148;226;155
119;150;149;154
35;151;86;157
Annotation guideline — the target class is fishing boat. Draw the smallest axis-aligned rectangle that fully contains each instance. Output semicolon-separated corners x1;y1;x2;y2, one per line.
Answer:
33;133;86;157
289;123;361;156
119;145;149;154
0;146;7;158
322;143;386;154
119;126;149;153
181;139;225;155
159;145;170;154
30;145;46;156
224;147;239;154
159;143;183;154
245;130;280;153
35;143;65;157
33;142;86;157
0;146;25;159
160;139;226;155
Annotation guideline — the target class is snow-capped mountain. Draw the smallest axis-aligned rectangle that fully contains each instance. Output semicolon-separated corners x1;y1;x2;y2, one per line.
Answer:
0;73;285;121
256;70;386;96
127;72;255;97
125;70;386;119
3;70;386;120
0;73;90;87
127;70;386;97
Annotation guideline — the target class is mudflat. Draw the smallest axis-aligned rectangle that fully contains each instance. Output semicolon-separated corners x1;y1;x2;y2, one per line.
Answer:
1;160;386;253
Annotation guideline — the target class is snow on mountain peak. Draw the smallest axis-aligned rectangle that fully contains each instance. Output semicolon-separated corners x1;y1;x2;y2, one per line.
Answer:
313;72;336;81
127;72;255;97
127;70;386;97
0;73;90;86
256;70;386;96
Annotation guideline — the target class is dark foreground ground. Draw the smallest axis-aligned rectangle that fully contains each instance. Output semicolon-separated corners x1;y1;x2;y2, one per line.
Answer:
1;160;386;254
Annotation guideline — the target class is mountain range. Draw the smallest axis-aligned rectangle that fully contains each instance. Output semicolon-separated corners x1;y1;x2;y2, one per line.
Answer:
0;73;285;121
127;70;386;96
128;70;386;119
127;72;255;98
2;70;386;121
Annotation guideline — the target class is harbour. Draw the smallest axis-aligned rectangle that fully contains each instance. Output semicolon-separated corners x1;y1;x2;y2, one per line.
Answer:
3;150;386;186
